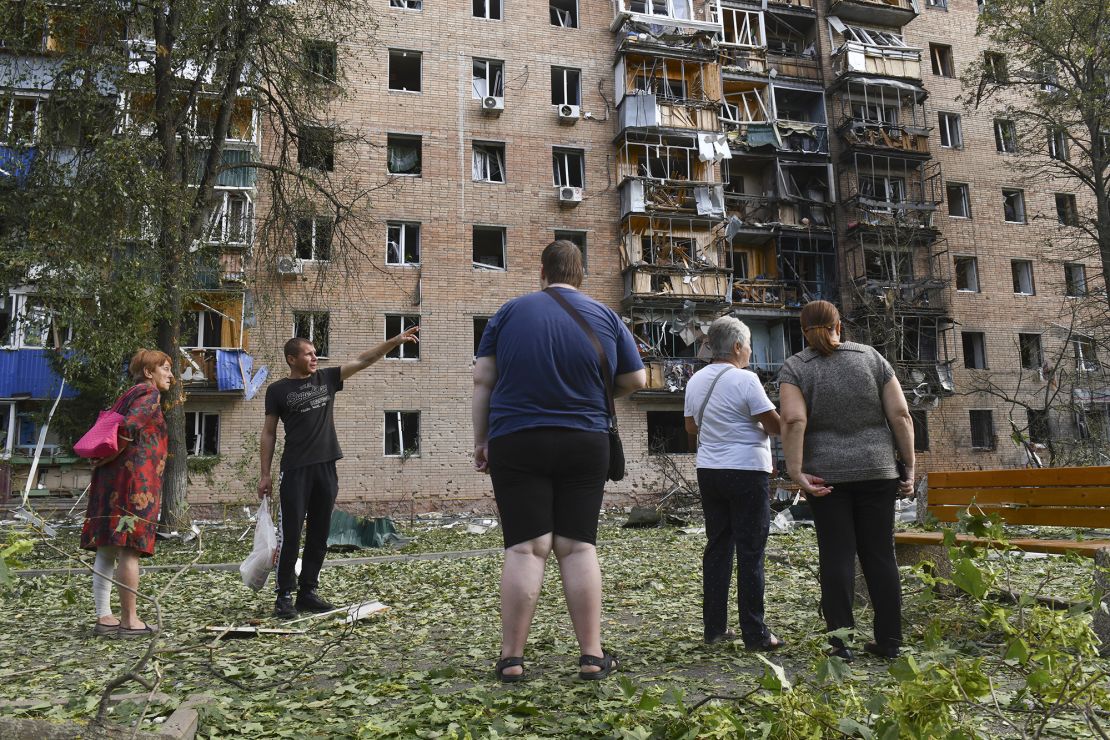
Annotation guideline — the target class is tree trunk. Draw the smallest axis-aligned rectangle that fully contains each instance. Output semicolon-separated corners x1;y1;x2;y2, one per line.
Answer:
157;292;190;529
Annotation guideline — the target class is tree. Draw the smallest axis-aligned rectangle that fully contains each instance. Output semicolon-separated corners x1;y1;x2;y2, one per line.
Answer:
965;0;1110;307
0;0;383;526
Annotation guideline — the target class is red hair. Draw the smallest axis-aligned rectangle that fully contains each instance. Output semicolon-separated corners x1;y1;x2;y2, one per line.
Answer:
129;349;172;382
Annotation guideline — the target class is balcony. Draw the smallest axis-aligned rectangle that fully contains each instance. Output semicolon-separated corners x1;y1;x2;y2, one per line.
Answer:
731;278;803;309
623;263;731;306
827;0;918;27
179;347;263;395
618;94;721;133
767;52;821;82
831;42;922;82
620;178;725;218
195;252;247;288
611;0;723;34
840;121;929;156
719;46;767;77
723;120;829;154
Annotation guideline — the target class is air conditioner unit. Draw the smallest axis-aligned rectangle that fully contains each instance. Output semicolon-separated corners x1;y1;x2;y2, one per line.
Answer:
558;104;581;122
481;96;504;115
276;256;303;276
558;186;583;205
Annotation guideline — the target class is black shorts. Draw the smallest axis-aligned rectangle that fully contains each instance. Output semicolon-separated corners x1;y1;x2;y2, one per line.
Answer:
488;428;609;548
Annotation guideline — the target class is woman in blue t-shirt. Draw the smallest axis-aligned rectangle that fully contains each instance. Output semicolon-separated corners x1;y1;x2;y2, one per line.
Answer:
472;240;646;683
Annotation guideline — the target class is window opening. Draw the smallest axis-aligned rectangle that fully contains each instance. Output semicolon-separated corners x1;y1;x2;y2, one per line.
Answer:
1074;336;1099;372
946;183;970;218
983;51;1008;83
969;410;995;449
930;44;954;77
554;230;587;271
552;148;584;188
911;410;929;451
1064;263;1087;297
1048;128;1068;161
472;58;504;99
1055;193;1078;226
994;119;1017;153
304;40;337;83
185;412;220;456
390;0;422;9
550;0;578;27
473;226;506;269
387;134;422;175
473;316;490;355
295;217;333;261
551;67;581;106
384;411;420;456
385;315;420;359
938;112;962;148
298;126;334;171
962;331;987;369
388;49;422;92
293;311;330;357
647;411;693;454
954;256;979;292
1003;189;1026;223
472;142;506;183
387;222;421;265
1019;333;1042;370
1011;259;1034;294
473;0;502;20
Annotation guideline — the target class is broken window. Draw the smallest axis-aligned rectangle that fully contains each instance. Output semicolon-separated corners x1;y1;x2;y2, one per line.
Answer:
1003;189;1026;223
388;49;421;92
304;40;337;83
864;250;912;283
552;148;584;188
390;0;422;9
1064;263;1087;297
384;411;420;456
293;311;329;357
1019;333;1042;370
554;230;587;271
938;112;962;148
1073;336;1099;372
387;134;422;175
911;411;930;452
1038;62;1058;92
1048;128;1068;161
0;3;47;52
473;316;490;355
946;183;971;218
926;0;947;9
298;125;334;171
843;26;907;47
473;0;501;20
969;410;995;449
2;96;41;143
208;191;253;245
1011;258;1034;294
851;102;899;126
185;412;220;456
550;0;578;27
473;225;506;269
962;331;987;369
994;119;1017;153
1027;409;1049;443
632;74;686;100
930;44;954;77
983;51;1008;83
387;221;420;265
472;59;504;99
648;411;694;454
385;315;420;359
40;94;116;147
182;309;226;349
1056;193;1078;226
295;216;332;261
954;256;979;292
472;142;505;183
551;67;581;106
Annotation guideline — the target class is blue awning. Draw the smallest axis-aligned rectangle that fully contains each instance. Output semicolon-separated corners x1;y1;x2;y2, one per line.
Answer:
0;349;77;400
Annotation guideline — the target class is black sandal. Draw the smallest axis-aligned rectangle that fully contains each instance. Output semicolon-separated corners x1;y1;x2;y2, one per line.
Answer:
745;633;787;652
578;650;619;681
495;656;526;683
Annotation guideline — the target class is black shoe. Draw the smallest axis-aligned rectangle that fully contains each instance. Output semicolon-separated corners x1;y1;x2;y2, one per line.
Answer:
295;589;336;613
826;645;855;663
864;641;900;659
274;591;297;620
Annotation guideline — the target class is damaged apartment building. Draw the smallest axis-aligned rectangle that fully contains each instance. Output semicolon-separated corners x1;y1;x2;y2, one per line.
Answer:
2;0;1104;509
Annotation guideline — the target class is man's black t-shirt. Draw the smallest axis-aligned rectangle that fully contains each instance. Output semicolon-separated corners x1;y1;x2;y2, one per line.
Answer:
264;366;344;472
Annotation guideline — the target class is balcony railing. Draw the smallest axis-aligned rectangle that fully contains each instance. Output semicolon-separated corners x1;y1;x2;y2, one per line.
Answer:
767;52;821;82
722;121;828;154
722;193;780;228
719;46;767;75
619;95;721;132
840;122;929;155
831;43;922;81
621;178;725;218
625;264;731;303
611;0;723;33
195;253;247;288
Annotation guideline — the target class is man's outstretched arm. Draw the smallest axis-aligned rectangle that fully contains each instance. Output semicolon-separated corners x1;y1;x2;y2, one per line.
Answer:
339;326;420;381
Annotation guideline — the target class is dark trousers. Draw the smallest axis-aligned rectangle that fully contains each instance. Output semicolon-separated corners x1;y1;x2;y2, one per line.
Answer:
276;461;338;593
697;468;771;644
807;478;902;649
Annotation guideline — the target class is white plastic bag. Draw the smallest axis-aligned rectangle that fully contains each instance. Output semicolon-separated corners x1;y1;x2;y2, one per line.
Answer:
240;499;278;591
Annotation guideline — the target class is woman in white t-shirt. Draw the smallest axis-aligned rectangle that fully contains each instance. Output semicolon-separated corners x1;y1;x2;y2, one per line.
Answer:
683;316;785;650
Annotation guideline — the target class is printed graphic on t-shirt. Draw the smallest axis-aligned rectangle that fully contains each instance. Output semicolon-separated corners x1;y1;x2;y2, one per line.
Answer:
283;383;332;414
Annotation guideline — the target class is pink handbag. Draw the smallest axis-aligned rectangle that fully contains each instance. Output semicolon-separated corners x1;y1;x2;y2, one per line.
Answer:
73;388;139;459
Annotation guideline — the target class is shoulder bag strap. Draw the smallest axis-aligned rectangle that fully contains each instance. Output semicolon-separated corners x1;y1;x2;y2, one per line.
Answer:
695;365;735;428
544;288;617;427
111;384;146;414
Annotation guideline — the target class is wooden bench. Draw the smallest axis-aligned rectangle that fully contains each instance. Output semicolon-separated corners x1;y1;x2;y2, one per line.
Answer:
893;466;1110;652
895;466;1110;558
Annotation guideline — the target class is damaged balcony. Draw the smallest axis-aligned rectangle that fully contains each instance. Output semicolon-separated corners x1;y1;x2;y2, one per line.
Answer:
629;305;713;397
839;152;942;232
722;158;834;233
616;53;723;132
718;6;821;82
828;19;922;82
827;0;918;29
722;232;837;310
850;312;957;401
620;215;731;308
832;77;930;157
179;293;263;395
844;234;951;314
741;316;805;385
611;0;724;34
617;133;727;218
721;81;828;155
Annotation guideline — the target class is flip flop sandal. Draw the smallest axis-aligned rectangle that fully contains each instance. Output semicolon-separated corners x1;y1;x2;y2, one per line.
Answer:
578;650;619;681
92;622;120;637
745;633;787;652
117;623;159;639
495;656;526;683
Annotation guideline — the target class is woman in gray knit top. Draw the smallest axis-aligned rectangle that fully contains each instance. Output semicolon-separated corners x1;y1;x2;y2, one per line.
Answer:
778;300;915;662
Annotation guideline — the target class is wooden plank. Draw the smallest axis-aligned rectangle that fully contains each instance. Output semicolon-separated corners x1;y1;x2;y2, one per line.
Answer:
928;487;1110;507
894;531;1110;557
926;505;1110;528
929;467;1110;489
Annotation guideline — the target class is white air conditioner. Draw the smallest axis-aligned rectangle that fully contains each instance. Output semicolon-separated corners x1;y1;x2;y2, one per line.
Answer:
558;104;581;122
276;256;303;276
558;186;583;205
481;96;504;115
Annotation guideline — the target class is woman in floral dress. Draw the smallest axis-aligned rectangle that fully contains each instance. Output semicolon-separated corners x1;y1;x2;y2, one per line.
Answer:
81;349;173;638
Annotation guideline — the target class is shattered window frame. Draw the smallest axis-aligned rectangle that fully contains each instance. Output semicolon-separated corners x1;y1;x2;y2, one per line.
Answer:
384;411;421;457
550;0;578;27
1064;262;1087;297
388;49;422;92
552;147;585;188
983;51;1009;83
472;58;505;99
304;40;338;83
994;119;1017;153
1018;332;1043;370
387;133;422;176
929;43;955;78
185;411;220;456
2;95;43;144
472;141;506;183
938;111;962;149
954;256;979;292
207;189;254;245
293;311;330;357
1011;258;1035;294
550;66;581;106
961;330;988;370
969;409;995;450
1047;127;1068;161
1073;335;1099;372
946;182;971;219
647;410;694;455
472;225;507;270
386;221;421;266
385;315;420;360
295;216;333;261
1002;188;1026;223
